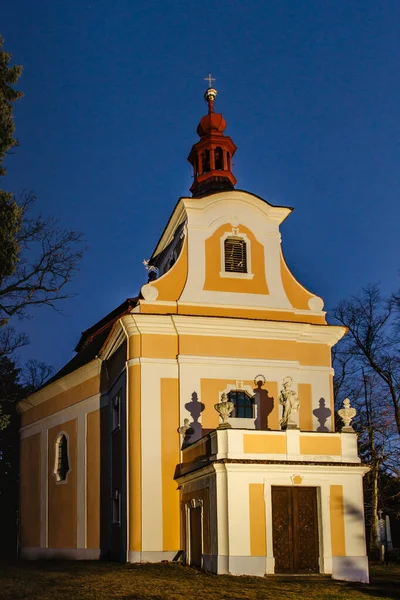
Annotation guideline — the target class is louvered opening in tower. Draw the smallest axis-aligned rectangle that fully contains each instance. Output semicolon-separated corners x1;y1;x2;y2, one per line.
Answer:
224;237;247;273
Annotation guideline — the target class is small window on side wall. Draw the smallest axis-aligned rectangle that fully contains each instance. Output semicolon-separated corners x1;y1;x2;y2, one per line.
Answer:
54;434;69;482
228;390;254;418
112;389;122;432
112;490;121;525
224;237;247;273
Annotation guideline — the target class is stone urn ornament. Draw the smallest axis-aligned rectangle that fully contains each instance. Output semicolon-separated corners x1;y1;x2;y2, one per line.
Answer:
338;398;357;432
214;393;234;429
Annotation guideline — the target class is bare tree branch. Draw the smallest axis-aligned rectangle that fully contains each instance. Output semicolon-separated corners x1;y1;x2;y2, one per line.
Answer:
332;284;400;542
0;191;85;325
22;359;53;394
333;284;400;438
0;326;28;358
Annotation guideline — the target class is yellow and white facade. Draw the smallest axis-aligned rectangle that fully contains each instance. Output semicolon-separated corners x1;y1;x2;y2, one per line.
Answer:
19;95;369;583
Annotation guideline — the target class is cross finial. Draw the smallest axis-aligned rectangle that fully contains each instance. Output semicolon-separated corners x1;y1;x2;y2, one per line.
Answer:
203;74;218;113
204;73;216;88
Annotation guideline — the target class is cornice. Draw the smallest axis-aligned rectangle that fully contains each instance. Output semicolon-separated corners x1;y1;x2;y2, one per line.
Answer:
151;189;293;259
177;300;326;319
19;358;101;413
176;459;369;481
176;355;334;372
127;357;178;366
175;463;216;484
119;313;344;345
121;314;177;336
99;321;126;360
182;190;292;224
171;315;345;346
218;460;369;475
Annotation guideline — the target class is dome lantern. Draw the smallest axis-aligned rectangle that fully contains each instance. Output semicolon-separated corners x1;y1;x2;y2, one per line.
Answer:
187;74;237;198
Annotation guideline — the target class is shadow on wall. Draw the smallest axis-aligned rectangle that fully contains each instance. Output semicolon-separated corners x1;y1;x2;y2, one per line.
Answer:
179;389;333;447
337;499;371;585
313;398;331;432
332;555;371;586
182;392;205;447
254;381;275;430
181;383;279;447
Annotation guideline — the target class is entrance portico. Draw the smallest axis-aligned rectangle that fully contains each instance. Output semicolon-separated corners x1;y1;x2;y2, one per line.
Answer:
176;428;369;582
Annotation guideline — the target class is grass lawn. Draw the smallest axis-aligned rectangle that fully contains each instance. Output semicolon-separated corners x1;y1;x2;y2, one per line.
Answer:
0;561;399;600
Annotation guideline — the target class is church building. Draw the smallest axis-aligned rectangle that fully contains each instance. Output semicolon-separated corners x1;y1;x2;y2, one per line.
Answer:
19;81;369;583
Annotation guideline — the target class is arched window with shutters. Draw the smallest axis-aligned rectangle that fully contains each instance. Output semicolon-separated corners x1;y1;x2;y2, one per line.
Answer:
219;230;254;279
224;236;247;273
54;433;70;482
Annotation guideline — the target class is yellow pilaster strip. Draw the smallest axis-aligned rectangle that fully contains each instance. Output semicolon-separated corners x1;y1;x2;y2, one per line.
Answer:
20;433;41;547
265;381;279;430
129;364;141;552
249;483;267;556
299;383;313;431
87;409;100;549
330;484;346;556
161;378;180;551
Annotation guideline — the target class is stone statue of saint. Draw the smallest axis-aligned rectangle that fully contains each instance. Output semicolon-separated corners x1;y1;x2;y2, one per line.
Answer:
279;376;300;430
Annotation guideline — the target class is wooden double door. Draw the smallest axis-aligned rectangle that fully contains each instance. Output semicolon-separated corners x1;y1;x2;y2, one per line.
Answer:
272;486;320;574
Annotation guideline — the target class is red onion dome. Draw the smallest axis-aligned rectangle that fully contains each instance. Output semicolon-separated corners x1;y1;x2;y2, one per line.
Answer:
196;112;227;137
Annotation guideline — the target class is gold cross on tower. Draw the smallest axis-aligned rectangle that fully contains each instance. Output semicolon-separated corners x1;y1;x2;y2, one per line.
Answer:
204;73;216;88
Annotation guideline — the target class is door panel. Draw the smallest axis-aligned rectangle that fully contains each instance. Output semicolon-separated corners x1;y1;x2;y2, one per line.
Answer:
271;487;293;573
272;486;319;574
189;506;202;567
293;487;319;573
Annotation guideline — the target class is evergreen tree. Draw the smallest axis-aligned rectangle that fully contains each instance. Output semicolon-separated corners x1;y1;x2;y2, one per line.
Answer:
0;36;23;308
0;356;23;557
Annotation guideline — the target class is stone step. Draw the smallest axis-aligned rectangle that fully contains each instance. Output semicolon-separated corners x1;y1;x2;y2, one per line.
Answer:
265;573;332;582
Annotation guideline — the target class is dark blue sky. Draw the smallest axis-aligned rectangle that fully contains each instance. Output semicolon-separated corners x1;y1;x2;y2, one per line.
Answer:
2;1;400;372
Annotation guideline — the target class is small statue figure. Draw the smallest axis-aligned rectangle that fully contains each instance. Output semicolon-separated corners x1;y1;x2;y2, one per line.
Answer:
338;398;356;432
214;393;234;429
178;418;190;438
279;376;300;430
142;259;158;281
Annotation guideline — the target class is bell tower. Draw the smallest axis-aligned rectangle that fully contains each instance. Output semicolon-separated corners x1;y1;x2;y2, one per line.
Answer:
188;75;237;198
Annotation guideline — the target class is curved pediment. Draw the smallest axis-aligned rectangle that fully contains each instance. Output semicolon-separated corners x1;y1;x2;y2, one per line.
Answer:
141;189;325;325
